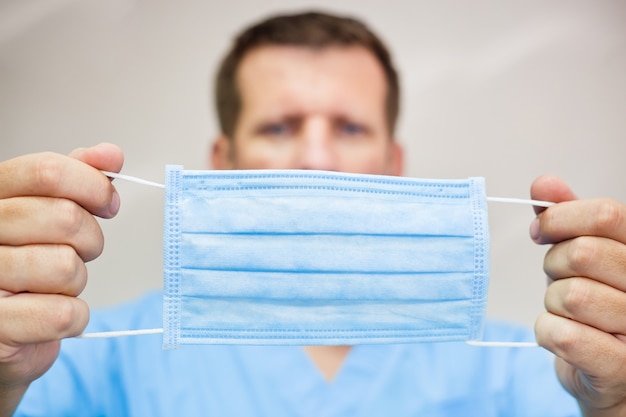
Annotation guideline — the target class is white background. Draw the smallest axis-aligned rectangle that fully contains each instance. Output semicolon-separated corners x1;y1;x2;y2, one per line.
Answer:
1;0;624;329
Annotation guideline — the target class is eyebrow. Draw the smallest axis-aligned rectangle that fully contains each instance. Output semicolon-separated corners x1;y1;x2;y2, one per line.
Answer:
260;114;375;134
252;114;302;131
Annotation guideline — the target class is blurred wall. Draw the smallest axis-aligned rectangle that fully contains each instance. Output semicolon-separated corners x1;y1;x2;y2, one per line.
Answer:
1;0;624;329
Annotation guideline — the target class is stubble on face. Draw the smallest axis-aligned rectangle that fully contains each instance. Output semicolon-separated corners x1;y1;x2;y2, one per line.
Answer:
224;45;402;176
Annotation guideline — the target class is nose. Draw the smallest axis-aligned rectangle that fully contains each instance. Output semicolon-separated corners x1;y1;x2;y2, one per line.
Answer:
297;116;337;171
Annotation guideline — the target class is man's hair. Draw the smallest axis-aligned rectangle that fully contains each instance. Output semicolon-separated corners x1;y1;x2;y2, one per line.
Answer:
215;11;400;138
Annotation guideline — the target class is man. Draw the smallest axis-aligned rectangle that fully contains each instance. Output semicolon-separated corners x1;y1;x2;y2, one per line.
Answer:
2;11;626;416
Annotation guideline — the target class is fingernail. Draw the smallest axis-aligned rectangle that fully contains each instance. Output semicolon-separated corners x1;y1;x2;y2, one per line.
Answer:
530;217;540;242
110;190;121;216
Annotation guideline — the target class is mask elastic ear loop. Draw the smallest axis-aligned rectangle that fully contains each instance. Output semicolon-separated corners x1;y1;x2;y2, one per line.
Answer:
101;171;556;208
74;329;540;348
78;171;550;347
486;196;554;208
101;171;165;188
75;328;164;338
75;329;540;347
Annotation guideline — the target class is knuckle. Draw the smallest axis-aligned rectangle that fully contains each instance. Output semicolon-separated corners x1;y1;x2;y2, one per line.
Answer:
35;154;64;192
559;278;590;317
54;246;86;295
54;198;85;237
53;297;88;336
566;237;597;275
56;246;78;276
534;312;577;350
53;298;76;334
551;324;580;352
594;199;623;234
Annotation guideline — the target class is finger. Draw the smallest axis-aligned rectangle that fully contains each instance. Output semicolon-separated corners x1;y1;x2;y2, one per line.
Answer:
0;197;104;261
530;175;578;215
68;142;124;173
554;356;626;413
0;293;89;345
535;311;626;379
531;198;626;245
544;236;626;291
0;341;61;388
0;245;87;296
0;147;121;219
545;277;626;335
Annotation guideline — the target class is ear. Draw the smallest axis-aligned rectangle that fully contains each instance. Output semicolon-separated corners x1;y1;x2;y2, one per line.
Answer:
387;140;404;176
211;135;234;170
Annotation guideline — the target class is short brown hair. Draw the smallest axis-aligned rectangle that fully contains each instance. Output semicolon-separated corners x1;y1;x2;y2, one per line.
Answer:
215;11;400;138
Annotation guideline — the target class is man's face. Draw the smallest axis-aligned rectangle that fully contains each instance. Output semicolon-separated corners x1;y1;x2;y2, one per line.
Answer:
212;45;403;176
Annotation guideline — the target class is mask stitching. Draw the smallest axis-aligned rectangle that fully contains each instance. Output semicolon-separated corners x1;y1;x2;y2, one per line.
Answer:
183;171;470;188
183;185;471;199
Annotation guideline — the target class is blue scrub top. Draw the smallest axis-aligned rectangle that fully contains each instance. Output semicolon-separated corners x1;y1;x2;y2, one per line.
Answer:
16;291;580;416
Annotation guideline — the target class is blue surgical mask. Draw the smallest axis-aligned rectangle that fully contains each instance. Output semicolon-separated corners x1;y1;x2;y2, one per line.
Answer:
162;166;490;349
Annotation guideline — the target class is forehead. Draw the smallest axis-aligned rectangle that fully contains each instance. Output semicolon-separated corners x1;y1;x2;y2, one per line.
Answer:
235;45;388;119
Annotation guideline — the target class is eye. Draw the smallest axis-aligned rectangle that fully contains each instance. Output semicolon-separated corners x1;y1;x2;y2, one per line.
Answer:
337;121;367;137
259;123;291;136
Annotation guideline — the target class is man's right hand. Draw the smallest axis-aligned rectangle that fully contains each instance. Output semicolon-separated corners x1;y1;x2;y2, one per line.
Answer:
0;143;123;416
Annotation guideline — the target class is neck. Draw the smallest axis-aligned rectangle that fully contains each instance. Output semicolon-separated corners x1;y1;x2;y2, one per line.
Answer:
303;345;352;382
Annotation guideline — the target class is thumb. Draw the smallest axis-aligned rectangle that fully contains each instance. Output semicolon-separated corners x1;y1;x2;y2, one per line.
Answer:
530;175;578;215
68;143;124;174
